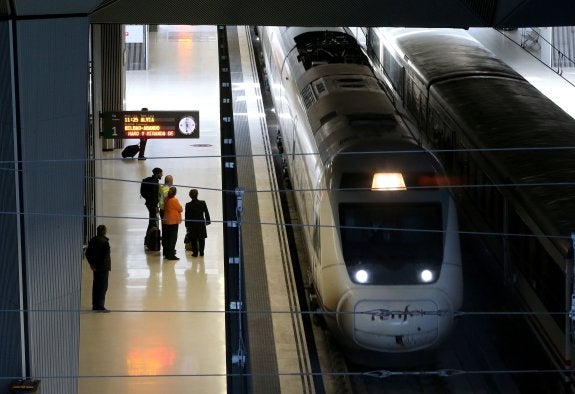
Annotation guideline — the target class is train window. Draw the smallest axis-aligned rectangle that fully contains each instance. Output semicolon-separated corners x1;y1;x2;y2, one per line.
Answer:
313;80;327;96
405;78;418;124
301;85;317;109
382;47;405;98
339;202;443;285
383;47;392;74
368;30;381;66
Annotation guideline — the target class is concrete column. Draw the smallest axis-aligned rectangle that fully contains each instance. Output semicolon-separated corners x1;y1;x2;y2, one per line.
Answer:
2;16;90;394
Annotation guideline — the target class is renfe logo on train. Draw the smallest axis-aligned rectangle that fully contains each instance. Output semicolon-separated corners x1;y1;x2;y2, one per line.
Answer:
101;110;200;139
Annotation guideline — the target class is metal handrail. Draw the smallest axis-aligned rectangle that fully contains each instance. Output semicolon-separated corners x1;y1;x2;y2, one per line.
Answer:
499;27;575;86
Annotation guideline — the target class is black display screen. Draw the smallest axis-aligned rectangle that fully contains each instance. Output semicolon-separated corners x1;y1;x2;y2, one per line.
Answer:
101;110;200;139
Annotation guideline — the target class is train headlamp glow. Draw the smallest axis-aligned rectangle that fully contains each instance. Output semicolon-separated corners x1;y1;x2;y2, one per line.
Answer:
420;269;434;283
372;172;406;191
354;269;369;283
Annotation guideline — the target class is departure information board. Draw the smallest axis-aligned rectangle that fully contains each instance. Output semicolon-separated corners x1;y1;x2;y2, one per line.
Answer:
101;111;200;139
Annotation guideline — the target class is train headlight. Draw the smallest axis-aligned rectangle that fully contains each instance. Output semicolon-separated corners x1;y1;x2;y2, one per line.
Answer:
372;172;406;191
420;269;434;283
354;269;369;283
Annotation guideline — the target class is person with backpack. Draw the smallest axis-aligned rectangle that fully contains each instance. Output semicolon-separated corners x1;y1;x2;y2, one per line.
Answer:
158;175;174;219
140;167;163;231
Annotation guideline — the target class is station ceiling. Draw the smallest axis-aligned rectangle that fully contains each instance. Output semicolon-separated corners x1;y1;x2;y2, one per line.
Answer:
2;0;575;28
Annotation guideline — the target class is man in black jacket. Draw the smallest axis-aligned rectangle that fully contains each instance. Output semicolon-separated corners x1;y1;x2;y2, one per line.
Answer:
185;189;211;257
85;225;112;312
140;167;163;231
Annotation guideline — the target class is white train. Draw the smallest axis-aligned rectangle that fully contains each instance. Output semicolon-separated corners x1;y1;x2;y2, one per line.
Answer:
257;26;463;353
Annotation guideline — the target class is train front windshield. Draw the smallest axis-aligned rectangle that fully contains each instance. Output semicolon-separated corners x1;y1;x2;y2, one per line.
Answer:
339;202;443;285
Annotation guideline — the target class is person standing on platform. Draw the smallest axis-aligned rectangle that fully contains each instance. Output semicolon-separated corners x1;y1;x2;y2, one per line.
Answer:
85;225;111;312
138;107;149;160
185;189;211;257
141;167;163;231
158;175;174;219
159;175;173;253
163;186;183;260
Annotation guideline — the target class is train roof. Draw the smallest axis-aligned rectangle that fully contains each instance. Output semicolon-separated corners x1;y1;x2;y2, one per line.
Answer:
432;76;575;237
381;28;523;87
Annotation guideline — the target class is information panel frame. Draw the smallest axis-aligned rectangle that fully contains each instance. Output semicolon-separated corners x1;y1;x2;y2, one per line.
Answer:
101;110;200;139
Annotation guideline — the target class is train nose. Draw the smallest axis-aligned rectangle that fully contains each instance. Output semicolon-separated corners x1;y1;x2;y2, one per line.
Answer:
350;299;445;352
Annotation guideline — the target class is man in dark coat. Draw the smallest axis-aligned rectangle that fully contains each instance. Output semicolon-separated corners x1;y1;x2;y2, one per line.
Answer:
138;107;149;160
140;167;163;231
185;189;211;257
85;225;111;312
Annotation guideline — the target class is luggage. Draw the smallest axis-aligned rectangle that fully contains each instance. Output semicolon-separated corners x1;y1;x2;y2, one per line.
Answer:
145;226;161;251
184;232;192;251
122;144;140;158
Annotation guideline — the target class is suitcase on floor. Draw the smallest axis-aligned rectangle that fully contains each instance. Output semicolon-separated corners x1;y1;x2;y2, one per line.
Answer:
122;144;140;158
145;226;161;251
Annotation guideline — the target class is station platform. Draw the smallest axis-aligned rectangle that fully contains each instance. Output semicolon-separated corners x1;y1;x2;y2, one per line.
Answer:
469;27;575;119
79;25;315;394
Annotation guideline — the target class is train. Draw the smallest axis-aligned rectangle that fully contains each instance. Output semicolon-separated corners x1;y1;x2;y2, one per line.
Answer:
257;26;463;354
367;27;575;370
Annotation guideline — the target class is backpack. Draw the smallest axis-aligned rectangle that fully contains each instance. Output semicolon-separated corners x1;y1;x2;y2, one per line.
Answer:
140;176;154;200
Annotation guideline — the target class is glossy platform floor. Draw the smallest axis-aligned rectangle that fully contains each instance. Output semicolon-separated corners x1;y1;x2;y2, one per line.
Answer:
79;25;226;393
